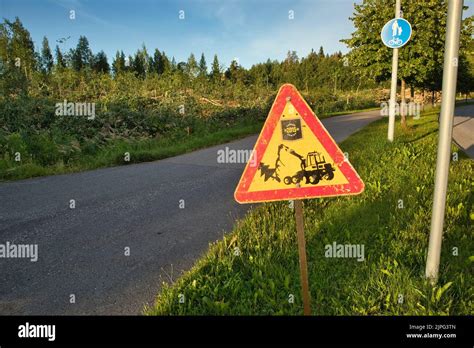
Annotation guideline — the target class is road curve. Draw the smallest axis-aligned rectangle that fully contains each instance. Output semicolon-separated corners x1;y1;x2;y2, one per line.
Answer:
0;110;382;315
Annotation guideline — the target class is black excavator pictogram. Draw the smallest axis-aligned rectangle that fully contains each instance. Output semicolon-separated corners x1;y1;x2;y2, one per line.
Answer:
259;144;336;185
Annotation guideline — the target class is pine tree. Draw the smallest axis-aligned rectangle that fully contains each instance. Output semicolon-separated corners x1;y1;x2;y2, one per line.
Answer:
161;51;171;74
40;36;53;73
151;49;161;73
211;54;220;80
140;44;149;74
126;55;133;71
112;50;126;75
55;45;65;68
132;48;146;78
92;50;110;74
198;53;207;77
282;50;299;85
71;35;93;71
318;46;325;58
225;59;243;82
3;17;37;74
171;56;177;71
186;53;198;78
0;17;36;94
152;49;170;75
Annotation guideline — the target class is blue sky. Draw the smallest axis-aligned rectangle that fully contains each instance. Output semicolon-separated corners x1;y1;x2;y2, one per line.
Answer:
1;0;473;69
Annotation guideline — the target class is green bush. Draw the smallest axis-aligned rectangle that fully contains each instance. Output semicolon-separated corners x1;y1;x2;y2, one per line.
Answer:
2;132;28;159
26;133;60;166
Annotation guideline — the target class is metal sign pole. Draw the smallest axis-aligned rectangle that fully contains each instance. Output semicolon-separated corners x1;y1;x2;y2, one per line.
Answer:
425;0;464;284
387;0;401;142
294;199;311;315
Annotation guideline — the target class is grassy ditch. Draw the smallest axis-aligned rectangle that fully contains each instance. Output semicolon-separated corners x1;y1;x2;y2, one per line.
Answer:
0;97;377;181
0;118;262;181
146;110;473;315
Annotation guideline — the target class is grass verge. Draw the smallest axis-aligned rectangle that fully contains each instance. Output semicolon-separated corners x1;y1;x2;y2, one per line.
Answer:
146;110;473;315
0;121;262;181
1;107;380;182
319;106;380;119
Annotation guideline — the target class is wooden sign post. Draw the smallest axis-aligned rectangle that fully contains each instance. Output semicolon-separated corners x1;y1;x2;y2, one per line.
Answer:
234;84;365;315
294;198;311;315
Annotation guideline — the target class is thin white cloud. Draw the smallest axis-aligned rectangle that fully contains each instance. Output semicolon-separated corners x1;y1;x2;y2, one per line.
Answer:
214;1;246;29
48;0;122;28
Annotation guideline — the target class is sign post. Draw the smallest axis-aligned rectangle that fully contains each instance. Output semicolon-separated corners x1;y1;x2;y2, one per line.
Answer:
425;0;463;284
388;0;400;142
294;193;311;315
380;0;412;141
234;84;365;314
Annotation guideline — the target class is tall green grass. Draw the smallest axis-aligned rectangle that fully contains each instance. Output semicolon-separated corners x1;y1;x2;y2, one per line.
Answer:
146;111;473;315
0;100;378;181
0;120;262;181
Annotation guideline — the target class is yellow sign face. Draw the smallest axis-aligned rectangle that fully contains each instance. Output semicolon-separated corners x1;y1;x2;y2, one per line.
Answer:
248;102;348;193
234;84;364;203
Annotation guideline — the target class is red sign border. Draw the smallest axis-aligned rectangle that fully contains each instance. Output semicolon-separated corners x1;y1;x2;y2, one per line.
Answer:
234;84;364;203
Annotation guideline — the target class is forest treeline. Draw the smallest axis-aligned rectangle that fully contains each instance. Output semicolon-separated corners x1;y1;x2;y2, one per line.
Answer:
0;17;375;101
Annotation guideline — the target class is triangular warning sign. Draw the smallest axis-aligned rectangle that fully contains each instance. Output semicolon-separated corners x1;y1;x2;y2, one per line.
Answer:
234;84;364;203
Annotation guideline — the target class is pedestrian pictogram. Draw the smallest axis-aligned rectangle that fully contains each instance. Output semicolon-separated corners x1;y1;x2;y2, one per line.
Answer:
381;18;412;48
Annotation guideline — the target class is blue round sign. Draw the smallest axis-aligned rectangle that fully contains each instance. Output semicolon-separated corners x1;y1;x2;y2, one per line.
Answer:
381;18;412;48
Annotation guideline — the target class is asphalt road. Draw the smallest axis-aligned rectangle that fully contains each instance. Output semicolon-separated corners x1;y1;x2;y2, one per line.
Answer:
0;109;396;315
452;103;474;158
